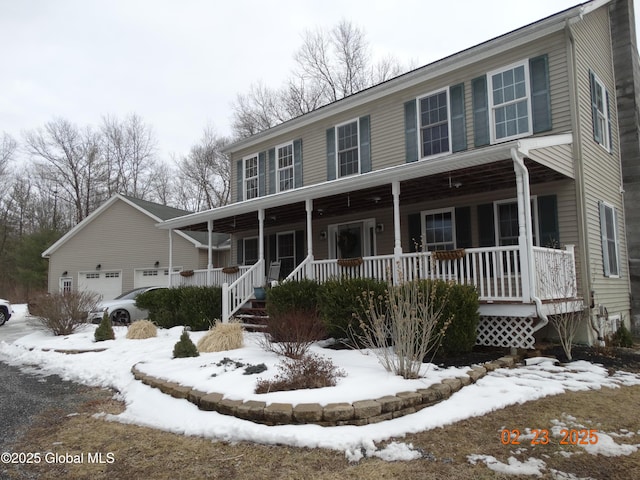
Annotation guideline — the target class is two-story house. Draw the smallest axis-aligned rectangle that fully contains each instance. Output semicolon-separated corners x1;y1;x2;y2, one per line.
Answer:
159;0;632;349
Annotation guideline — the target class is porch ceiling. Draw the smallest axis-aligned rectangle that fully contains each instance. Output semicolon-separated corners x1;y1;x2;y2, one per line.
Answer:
178;158;567;234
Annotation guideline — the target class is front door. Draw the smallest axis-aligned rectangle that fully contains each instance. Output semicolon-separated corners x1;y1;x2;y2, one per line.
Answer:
329;219;376;259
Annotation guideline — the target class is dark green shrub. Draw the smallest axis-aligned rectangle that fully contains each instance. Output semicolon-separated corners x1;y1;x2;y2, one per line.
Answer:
610;323;634;348
317;277;388;339
416;280;479;356
94;312;115;342
266;279;321;318
173;329;199;358
136;286;222;331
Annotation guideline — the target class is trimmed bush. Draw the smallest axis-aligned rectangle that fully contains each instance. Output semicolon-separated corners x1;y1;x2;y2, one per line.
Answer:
126;320;158;339
95;312;115;342
173;329;199;358
416;280;479;356
136;286;222;331
197;321;244;353
317;277;388;339
255;353;345;393
265;279;321;318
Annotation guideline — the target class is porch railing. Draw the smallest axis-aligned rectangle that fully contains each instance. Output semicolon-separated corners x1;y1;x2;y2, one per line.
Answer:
170;266;251;287
222;259;264;322
533;245;577;300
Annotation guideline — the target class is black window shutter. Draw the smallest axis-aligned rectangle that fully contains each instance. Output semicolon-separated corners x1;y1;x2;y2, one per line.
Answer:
293;139;303;187
326;127;336;180
404;100;418;162
295;230;305;265
237;239;244;265
450;83;467;152
537;195;559;247
268;148;276;195
455;207;472;248
472;75;490;147
477;203;495;247
407;213;422;252
529;55;552;133
236;159;243;202
359;116;371;173
606;90;613;153
268;234;276;266
258;151;266;197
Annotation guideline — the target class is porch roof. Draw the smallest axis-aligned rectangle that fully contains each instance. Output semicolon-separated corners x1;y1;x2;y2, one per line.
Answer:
158;134;573;234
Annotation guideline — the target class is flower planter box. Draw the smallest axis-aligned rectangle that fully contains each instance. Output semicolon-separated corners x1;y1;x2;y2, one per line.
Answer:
337;257;364;268
432;249;466;261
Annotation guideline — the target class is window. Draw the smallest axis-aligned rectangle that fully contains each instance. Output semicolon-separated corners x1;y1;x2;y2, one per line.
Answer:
423;209;455;251
419;90;450;157
277;232;295;279
105;272;120;278
59;277;72;293
85;273;100;279
142;270;159;277
488;61;532;142
244;154;259;200
243;237;259;265
599;202;619;277
590;72;611;151
495;199;538;246
277;143;294;192
336;120;359;177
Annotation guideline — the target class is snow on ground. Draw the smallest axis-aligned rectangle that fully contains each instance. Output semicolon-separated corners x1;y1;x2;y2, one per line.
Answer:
1;305;640;469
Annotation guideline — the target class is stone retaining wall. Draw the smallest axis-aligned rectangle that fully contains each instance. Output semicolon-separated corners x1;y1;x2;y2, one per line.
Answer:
131;356;517;426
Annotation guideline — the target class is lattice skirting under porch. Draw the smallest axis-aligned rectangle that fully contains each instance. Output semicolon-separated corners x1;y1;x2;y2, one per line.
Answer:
476;316;536;349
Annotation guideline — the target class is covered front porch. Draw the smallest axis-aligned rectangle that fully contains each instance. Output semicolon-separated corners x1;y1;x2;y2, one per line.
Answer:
159;135;582;348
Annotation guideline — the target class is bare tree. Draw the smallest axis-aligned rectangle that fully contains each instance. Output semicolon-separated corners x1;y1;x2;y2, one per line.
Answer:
24;118;107;223
0;133;16;178
175;127;231;211
101;113;157;199
232;19;409;138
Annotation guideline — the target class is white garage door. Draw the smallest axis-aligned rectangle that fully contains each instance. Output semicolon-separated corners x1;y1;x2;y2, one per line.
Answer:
78;271;122;300
134;268;170;289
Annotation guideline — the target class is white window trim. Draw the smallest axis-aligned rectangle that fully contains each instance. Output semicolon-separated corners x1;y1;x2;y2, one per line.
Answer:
600;200;620;278
591;72;611;152
275;141;295;193
59;276;72;293
487;60;533;144
420;207;456;250
335;118;360;178
243;153;259;200
327;218;376;259
493;197;539;246
417;87;452;160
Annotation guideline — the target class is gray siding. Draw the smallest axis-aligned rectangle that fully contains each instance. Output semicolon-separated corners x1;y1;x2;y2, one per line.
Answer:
571;7;630;320
47;199;202;295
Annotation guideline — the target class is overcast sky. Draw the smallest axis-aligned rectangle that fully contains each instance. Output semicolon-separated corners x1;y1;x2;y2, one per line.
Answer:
1;0;637;164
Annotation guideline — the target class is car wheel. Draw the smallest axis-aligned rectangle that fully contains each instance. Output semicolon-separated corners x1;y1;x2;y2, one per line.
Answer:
111;309;131;325
0;308;6;326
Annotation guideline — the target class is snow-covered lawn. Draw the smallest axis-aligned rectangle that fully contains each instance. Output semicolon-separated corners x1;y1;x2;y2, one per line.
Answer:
1;304;640;473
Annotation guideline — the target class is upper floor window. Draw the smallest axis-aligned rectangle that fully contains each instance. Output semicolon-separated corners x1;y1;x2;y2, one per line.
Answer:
337;120;360;177
590;71;611;152
488;61;532;142
599;201;619;277
419;90;450;157
244;154;259;200
277;143;294;192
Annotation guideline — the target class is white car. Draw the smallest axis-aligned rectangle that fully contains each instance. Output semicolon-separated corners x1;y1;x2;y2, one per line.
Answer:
88;286;164;325
0;298;12;326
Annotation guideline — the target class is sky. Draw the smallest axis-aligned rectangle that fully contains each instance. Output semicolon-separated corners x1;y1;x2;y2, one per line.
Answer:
1;305;639;472
1;0;637;164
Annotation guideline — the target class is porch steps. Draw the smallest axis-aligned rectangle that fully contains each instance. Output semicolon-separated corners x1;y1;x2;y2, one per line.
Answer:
235;299;269;331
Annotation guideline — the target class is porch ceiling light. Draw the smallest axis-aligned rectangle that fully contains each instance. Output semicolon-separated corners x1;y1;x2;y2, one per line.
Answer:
319;231;327;240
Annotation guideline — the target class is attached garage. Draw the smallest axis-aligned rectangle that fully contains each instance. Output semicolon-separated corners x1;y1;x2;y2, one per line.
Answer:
134;268;170;289
78;271;122;300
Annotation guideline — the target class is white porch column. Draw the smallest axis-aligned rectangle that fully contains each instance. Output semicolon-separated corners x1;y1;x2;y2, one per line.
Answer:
258;208;265;262
207;219;213;286
168;229;174;287
392;180;402;285
305;198;315;280
512;148;533;303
